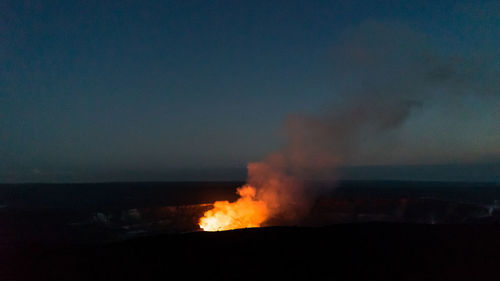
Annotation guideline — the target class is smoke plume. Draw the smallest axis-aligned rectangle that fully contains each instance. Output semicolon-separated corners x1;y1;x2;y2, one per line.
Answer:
247;21;500;224
200;21;500;229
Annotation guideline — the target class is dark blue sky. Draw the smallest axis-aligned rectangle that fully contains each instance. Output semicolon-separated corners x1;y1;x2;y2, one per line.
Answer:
1;1;499;182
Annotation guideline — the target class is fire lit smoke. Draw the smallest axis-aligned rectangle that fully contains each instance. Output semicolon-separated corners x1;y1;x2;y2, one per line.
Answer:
199;20;500;231
199;186;268;231
199;153;334;231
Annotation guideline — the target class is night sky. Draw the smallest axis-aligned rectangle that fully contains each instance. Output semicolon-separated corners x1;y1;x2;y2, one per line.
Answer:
1;1;499;182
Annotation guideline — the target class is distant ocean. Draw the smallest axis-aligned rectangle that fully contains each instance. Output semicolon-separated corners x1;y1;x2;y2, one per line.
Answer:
1;162;498;183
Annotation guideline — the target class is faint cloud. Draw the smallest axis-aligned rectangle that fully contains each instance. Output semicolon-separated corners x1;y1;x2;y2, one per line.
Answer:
32;168;42;175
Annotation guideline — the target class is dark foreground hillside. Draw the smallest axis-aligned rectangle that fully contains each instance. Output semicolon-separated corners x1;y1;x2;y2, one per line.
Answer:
6;223;500;281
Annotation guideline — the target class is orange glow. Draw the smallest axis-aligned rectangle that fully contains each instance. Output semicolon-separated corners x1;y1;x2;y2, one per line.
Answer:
199;185;269;231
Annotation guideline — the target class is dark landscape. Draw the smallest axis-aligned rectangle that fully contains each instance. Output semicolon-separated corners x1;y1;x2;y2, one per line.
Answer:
2;181;500;280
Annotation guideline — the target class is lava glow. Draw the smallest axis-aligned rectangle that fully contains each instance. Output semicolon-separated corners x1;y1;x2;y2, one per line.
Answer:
199;185;269;231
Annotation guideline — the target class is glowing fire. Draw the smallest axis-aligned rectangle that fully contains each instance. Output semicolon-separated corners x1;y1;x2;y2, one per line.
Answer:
199;185;269;231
